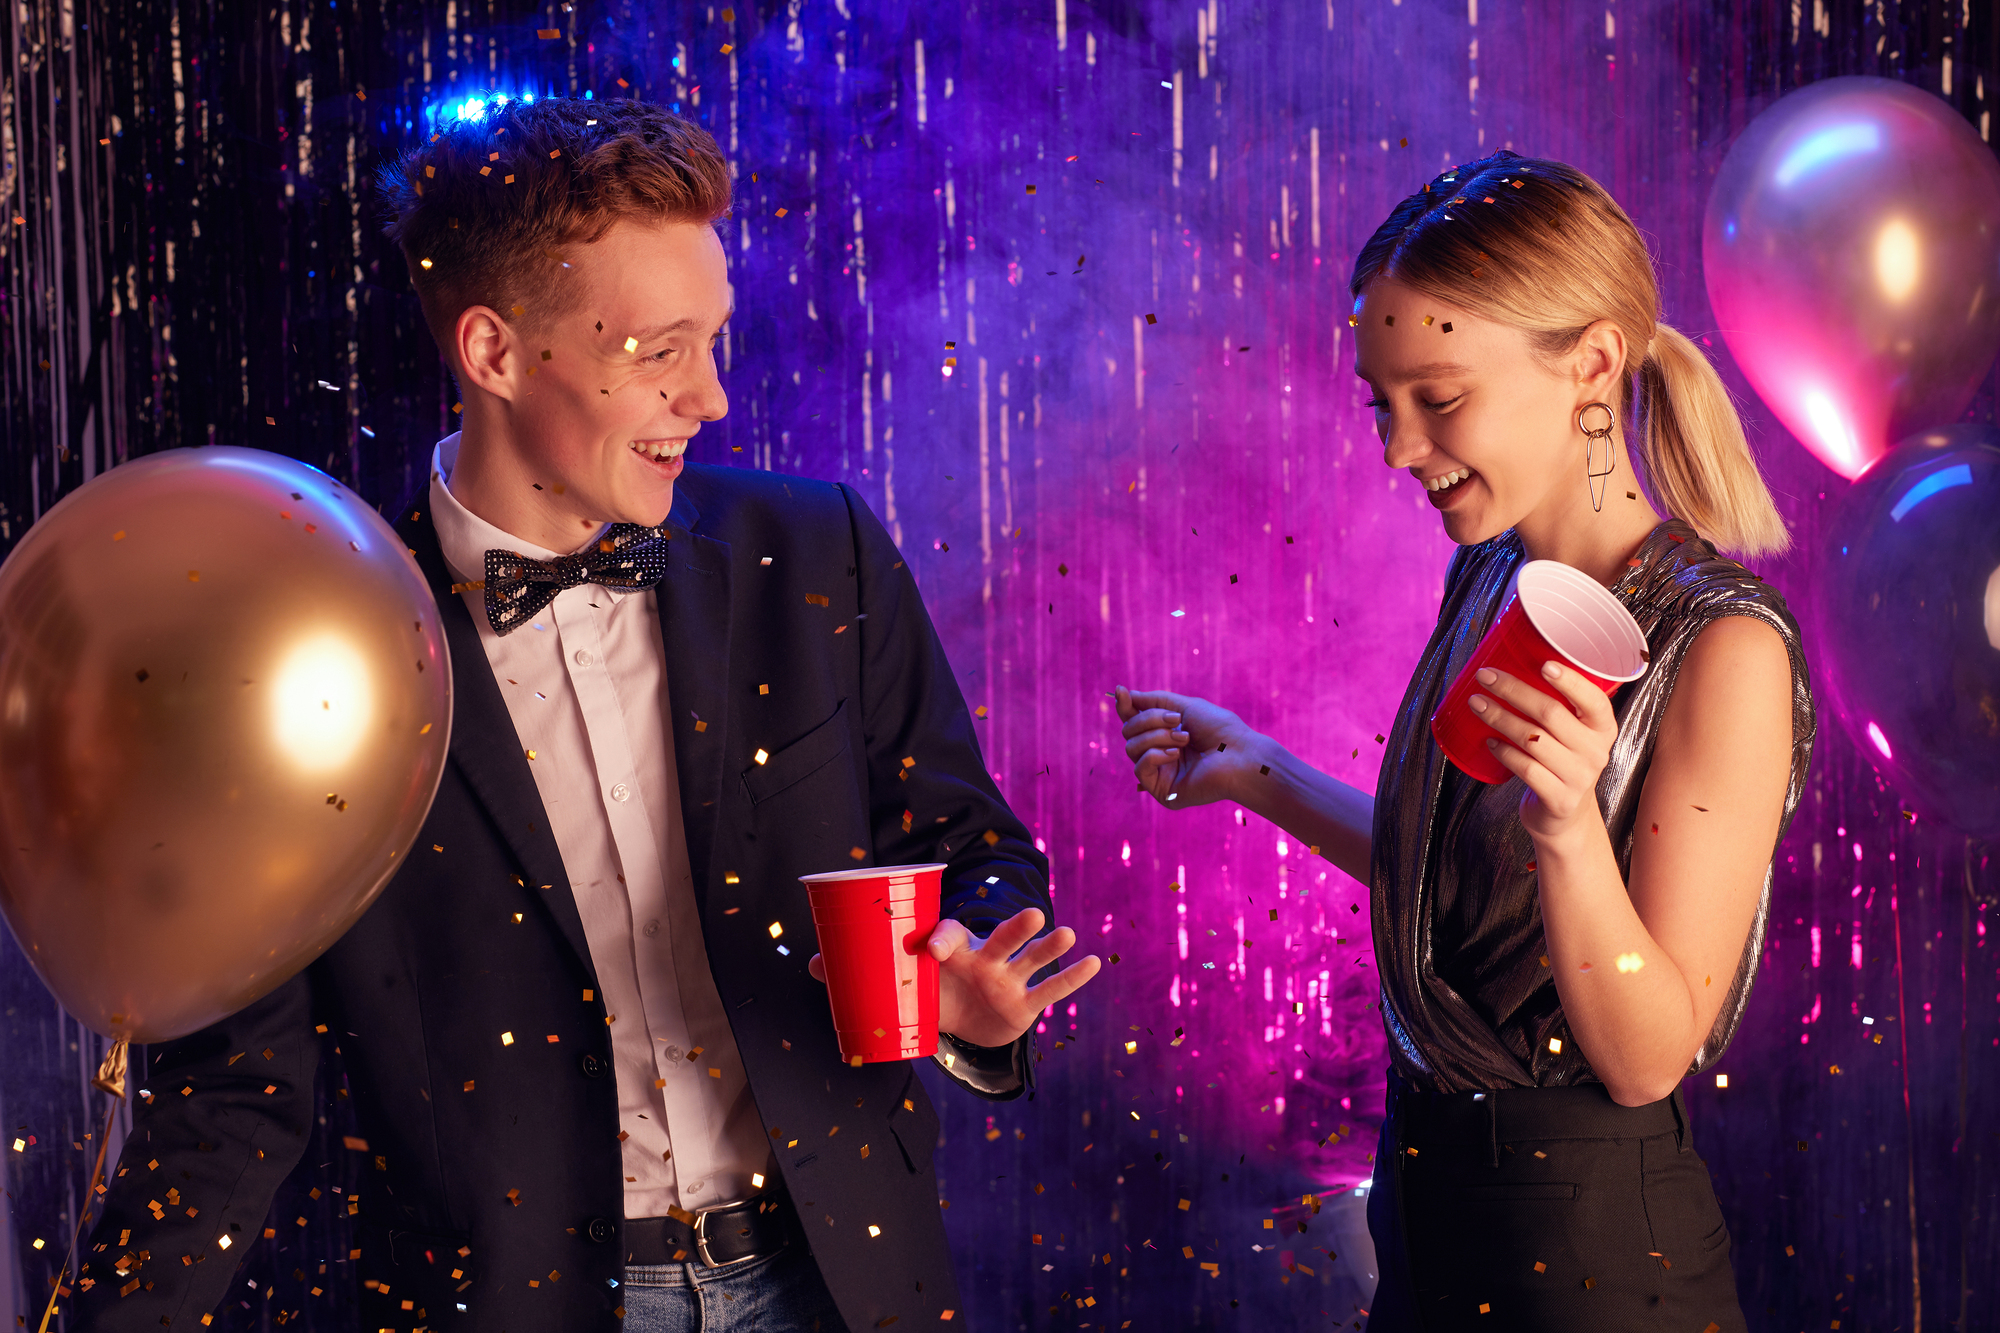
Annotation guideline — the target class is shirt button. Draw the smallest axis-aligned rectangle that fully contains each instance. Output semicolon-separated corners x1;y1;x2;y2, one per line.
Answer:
643;918;660;938
610;782;631;802
661;1044;684;1063
574;648;595;667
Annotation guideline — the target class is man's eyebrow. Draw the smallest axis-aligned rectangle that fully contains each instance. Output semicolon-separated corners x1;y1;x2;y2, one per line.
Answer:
627;312;732;341
1352;360;1476;383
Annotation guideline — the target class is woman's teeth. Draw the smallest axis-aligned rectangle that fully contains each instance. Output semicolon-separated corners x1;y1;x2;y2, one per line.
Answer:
629;440;687;460
1425;467;1472;492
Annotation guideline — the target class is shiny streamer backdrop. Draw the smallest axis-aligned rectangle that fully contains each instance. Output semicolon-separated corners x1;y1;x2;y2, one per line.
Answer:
2;2;1998;1330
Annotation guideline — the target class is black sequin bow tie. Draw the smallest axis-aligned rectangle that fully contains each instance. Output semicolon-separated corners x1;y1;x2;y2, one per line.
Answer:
481;523;670;635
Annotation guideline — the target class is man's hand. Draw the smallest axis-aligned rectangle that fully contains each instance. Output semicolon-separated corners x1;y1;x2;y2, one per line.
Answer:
808;907;1100;1050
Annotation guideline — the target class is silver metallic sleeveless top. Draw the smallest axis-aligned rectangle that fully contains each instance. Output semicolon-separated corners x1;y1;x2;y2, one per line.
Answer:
1368;517;1816;1093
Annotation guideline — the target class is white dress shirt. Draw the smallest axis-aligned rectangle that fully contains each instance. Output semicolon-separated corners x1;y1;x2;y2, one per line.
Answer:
428;431;769;1218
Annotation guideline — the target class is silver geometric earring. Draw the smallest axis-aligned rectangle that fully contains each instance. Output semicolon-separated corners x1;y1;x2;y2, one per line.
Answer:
1576;401;1616;513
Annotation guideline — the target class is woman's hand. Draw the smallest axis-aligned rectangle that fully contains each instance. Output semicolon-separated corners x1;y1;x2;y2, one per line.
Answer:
1114;686;1260;809
1470;660;1620;845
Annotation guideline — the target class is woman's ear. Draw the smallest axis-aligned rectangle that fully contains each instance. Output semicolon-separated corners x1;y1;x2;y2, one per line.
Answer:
1572;318;1629;402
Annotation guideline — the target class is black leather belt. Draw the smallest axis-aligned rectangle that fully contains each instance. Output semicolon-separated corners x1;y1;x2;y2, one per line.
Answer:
622;1188;794;1269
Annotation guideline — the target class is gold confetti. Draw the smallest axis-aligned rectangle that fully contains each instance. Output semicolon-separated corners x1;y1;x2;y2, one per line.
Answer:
1614;952;1644;973
1546;1037;1563;1054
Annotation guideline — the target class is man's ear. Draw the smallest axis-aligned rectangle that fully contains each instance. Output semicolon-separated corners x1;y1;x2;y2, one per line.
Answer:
455;305;515;402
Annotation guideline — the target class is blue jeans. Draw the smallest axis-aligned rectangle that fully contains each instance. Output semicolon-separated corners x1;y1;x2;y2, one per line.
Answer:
620;1242;846;1332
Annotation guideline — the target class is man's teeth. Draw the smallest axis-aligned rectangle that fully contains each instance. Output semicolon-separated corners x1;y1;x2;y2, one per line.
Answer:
1426;467;1472;492
629;440;688;460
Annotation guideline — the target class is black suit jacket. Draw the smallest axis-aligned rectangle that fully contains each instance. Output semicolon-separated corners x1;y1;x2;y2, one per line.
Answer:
72;463;1052;1332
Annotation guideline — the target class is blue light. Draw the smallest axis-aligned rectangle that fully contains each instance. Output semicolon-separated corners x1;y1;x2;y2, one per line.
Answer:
1889;463;1972;522
1723;217;1737;241
203;452;374;551
1773;122;1882;189
422;87;540;132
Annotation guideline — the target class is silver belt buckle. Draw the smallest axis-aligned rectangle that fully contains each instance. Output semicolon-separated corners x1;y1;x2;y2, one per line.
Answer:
693;1196;761;1270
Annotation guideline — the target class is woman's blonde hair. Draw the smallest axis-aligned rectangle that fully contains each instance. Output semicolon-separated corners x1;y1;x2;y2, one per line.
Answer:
1349;151;1789;558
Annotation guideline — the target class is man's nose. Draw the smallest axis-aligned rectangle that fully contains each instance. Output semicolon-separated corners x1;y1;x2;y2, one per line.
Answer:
671;357;729;424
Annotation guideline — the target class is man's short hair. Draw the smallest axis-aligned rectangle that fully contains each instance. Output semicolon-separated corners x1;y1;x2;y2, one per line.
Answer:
376;97;730;371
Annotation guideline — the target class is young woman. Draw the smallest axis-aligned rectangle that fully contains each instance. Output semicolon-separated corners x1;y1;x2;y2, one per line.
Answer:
1115;150;1815;1331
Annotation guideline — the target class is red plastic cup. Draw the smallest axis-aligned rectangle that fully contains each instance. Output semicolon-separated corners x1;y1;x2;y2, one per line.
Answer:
800;862;948;1064
1430;559;1650;784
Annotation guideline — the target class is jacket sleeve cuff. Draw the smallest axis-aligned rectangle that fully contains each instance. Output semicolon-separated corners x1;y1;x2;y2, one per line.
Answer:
932;1029;1033;1101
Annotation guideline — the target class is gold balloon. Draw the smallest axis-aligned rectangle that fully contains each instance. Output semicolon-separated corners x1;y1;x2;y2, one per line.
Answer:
0;446;452;1043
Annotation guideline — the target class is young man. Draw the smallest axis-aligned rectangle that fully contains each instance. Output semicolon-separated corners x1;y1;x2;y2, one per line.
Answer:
72;97;1097;1333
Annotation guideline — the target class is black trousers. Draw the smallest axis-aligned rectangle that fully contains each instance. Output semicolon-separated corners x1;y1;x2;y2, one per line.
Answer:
1364;1070;1748;1332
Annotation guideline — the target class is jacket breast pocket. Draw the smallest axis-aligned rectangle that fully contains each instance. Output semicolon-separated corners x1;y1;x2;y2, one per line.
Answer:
742;699;852;806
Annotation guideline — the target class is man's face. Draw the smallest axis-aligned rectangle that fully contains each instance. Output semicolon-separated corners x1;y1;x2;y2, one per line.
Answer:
477;217;732;530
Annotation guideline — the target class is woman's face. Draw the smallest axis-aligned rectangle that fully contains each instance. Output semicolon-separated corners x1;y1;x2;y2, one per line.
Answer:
1351;274;1623;548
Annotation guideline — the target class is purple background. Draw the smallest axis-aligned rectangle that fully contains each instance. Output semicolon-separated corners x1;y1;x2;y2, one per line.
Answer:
2;1;1998;1328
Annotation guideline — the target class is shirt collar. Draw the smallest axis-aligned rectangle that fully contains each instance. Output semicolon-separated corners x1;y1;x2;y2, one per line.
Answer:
429;431;615;585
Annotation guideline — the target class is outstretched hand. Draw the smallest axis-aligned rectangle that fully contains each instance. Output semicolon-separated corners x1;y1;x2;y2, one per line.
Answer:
807;907;1100;1050
1115;686;1259;808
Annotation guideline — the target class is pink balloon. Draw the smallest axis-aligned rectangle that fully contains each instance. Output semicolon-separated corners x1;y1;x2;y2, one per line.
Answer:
1703;77;2000;481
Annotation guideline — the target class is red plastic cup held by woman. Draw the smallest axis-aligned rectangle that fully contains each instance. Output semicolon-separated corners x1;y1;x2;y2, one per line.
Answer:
800;863;948;1064
1431;559;1651;784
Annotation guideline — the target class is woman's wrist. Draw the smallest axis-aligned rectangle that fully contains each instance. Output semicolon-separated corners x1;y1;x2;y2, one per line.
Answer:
1226;729;1284;812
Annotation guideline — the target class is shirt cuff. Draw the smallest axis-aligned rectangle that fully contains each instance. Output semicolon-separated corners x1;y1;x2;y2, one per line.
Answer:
932;1029;1033;1101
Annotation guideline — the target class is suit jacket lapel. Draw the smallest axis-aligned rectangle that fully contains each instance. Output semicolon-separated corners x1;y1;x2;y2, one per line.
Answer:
655;487;732;918
393;497;597;983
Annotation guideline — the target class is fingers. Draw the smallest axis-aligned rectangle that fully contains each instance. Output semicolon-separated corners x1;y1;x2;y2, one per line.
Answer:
807;953;826;984
1006;924;1078;974
1485;732;1558;808
1121;707;1185;743
1024;954;1103;1011
1124;725;1189;764
1539;659;1615;728
1473;668;1580;745
926;917;975;961
1134;749;1180;802
1121;688;1192;718
977;907;1046;959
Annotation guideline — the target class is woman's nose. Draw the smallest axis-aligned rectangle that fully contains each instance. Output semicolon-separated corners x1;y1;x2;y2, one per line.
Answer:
1379;413;1427;471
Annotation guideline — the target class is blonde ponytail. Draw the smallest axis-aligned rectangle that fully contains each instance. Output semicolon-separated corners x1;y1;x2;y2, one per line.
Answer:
1350;150;1793;560
1635;324;1791;558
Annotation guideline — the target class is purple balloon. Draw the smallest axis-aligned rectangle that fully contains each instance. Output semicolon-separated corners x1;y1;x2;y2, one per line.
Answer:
1816;424;2000;838
1703;78;2000;480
